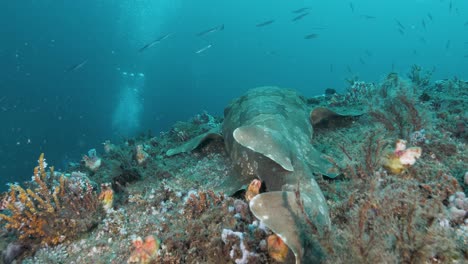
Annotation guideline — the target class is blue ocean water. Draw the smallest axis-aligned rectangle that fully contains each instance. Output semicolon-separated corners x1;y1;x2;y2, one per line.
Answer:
0;0;467;190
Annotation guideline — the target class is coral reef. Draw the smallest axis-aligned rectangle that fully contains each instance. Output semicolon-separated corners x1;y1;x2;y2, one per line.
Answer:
0;154;103;250
407;64;433;88
222;229;259;263
447;192;468;224
2;69;466;263
327;178;455;263
368;91;425;140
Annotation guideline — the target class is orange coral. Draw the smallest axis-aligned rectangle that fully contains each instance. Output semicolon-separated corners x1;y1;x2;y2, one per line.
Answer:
245;179;262;201
128;235;160;264
0;154;103;246
98;183;114;211
267;234;289;263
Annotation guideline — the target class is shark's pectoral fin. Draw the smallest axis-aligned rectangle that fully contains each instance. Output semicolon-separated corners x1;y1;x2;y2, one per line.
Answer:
249;191;303;264
249;180;331;264
310;107;363;129
166;126;222;156
233;125;294;171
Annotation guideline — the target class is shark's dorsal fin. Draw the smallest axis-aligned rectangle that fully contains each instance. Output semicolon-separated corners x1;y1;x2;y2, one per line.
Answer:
233;125;294;172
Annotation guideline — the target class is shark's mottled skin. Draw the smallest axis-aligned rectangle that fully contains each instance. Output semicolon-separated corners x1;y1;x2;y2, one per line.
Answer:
222;86;338;188
167;86;355;263
223;87;338;263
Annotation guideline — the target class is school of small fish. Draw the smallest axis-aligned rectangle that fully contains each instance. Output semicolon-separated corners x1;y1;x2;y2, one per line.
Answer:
64;1;467;72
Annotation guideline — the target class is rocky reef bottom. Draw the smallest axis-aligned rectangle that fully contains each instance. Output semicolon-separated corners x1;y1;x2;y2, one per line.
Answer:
0;70;467;263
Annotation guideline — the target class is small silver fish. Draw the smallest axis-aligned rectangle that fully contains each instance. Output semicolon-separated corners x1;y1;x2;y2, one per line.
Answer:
66;59;88;73
309;27;326;30
195;44;212;54
292;12;309;22
138;33;173;52
196;24;224;37
395;19;405;29
427;13;433;21
292;7;310;14
256;20;275;27
360;14;376;19
304;33;319;39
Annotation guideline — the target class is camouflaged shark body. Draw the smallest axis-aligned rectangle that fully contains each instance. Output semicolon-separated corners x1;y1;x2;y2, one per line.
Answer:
223;87;339;263
222;86;338;188
167;86;356;264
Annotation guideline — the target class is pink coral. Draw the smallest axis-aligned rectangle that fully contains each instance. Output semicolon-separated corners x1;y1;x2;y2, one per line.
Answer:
128;235;160;264
398;147;422;166
393;139;422;166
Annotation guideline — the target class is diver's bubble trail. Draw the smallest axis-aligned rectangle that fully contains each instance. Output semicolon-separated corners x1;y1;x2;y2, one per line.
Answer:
111;71;145;137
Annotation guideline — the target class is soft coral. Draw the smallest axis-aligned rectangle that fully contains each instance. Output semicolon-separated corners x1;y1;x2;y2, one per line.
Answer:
127;235;160;264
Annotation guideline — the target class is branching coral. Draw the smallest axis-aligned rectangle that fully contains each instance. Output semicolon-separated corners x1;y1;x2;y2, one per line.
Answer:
369;93;425;140
364;72;428;141
326;177;461;264
0;154;104;247
338;131;389;179
407;64;433;88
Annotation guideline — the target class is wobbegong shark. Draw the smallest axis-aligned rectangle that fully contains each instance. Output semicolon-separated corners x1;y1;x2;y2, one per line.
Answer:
167;86;361;263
